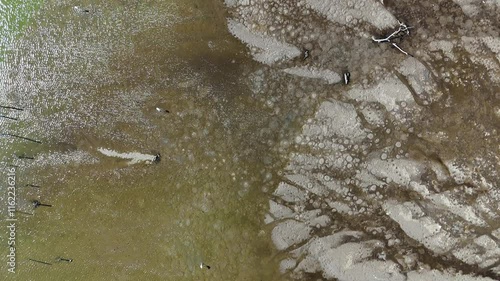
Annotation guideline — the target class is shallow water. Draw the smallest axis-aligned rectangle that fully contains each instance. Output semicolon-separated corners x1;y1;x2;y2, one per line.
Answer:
0;0;295;280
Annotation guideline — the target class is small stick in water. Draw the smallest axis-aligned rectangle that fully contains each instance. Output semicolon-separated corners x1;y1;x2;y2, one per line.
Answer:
26;184;41;188
0;115;18;121
56;257;73;263
32;200;52;208
1;133;42;144
0;105;23;111
29;258;52;265
18;154;35;160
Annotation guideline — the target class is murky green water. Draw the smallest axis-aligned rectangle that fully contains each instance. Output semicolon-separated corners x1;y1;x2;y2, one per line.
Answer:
0;0;43;60
0;0;296;280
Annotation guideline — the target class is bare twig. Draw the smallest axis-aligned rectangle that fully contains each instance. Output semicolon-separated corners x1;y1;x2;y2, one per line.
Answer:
392;43;413;56
372;21;413;43
372;20;414;56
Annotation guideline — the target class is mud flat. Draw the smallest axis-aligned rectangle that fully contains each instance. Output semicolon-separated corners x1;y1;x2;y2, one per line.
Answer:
226;0;500;280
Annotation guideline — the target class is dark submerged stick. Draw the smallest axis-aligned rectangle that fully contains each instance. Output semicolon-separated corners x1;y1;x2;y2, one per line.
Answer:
29;259;52;265
32;200;52;208
0;115;18;121
1;133;42;144
0;105;23;111
18;154;35;160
